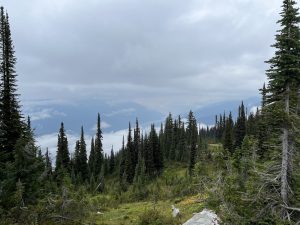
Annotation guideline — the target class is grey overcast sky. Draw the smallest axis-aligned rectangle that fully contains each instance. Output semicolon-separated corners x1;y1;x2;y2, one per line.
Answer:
1;0;281;114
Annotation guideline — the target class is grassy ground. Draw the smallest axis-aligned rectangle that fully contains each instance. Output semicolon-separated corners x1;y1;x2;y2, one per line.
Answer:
88;161;210;225
93;194;206;225
88;145;224;225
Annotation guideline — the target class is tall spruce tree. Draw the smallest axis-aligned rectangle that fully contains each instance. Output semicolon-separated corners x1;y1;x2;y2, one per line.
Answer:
125;123;135;183
45;148;52;178
187;111;197;175
133;118;140;167
234;102;246;149
170;119;178;160
119;136;125;182
144;134;154;176
265;0;300;219
79;126;88;182
109;146;115;174
0;7;23;162
159;123;164;158
150;124;163;174
164;113;173;159
55;122;70;172
73;140;80;179
223;112;234;156
88;137;95;176
94;113;103;177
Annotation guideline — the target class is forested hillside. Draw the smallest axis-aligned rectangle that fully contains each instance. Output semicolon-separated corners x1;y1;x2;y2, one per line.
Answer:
1;0;300;224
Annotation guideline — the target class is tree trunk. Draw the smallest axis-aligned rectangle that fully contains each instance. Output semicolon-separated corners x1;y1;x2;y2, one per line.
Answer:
281;128;289;205
296;84;300;115
281;83;290;206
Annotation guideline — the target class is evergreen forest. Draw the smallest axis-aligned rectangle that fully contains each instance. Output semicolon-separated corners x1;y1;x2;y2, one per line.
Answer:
1;1;300;224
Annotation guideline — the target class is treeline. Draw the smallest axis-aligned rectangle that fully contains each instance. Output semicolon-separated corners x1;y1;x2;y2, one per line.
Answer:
1;0;300;224
53;115;107;191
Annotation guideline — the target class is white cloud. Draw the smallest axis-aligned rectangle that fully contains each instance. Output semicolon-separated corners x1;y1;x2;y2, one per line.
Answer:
25;108;66;121
3;0;282;114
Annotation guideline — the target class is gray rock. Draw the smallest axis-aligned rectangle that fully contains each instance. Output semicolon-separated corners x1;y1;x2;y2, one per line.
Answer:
183;209;220;225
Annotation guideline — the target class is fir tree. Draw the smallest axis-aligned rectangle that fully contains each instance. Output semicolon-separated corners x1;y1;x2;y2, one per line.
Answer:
177;117;187;161
133;118;140;167
223;112;234;156
55;122;70;172
109;146;115;174
79;126;88;182
187;111;197;175
170;119;178;161
235;102;246;149
164;113;173;159
159;123;164;158
150;124;163;174
88;137;95;176
94;113;103;177
119;136;125;183
73;140;81;180
265;0;300;216
0;7;23;162
144;134;154;176
45;148;52;178
125;123;135;183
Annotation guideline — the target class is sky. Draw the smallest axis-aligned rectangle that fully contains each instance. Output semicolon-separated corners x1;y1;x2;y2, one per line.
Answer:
0;0;283;158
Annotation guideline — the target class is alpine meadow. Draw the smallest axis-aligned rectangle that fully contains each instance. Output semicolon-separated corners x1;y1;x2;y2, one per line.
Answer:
1;0;300;225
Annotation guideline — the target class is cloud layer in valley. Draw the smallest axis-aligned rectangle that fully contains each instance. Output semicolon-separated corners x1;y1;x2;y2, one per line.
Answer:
3;0;279;113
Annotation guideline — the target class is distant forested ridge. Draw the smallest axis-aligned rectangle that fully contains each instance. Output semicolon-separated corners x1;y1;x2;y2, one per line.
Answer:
0;0;300;224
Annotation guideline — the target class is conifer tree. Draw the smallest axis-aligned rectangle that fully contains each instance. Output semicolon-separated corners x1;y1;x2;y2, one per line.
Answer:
73;140;80;178
45;148;52;178
109;146;115;174
150;124;163;174
2;124;44;208
235;102;246;149
79;126;88;182
0;7;23;162
187;111;197;175
159;123;164;158
144;134;154;176
88;137;95;176
170;119;178;160
133;151;146;185
119;136;125;183
94;113;103;177
176;116;186;161
265;0;300;216
55;122;70;172
223;112;234;155
133;118;140;167
261;83;267;108
164;113;173;159
246;113;256;136
125;123;135;183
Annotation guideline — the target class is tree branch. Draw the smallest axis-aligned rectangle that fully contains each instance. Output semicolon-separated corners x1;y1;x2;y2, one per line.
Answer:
281;205;300;212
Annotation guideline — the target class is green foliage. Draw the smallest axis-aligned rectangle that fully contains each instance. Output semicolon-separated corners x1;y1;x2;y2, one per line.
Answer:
187;111;197;175
0;6;24;163
223;112;234;156
55;122;70;173
234;102;246;149
124;123;135;183
94;113;104;178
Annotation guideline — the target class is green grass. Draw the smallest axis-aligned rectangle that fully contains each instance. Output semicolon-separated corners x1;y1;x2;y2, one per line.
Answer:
93;196;205;225
88;161;208;225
